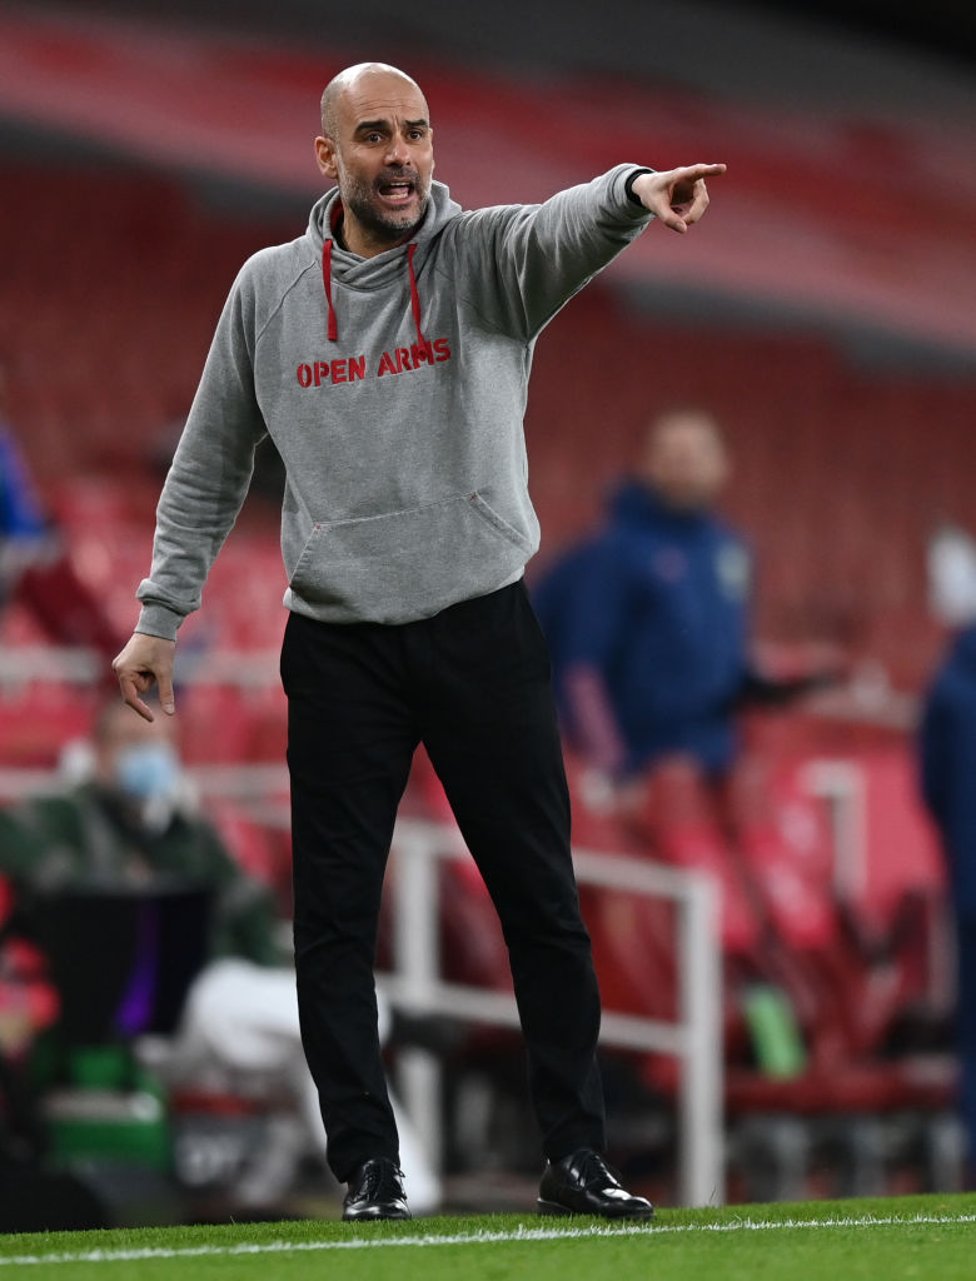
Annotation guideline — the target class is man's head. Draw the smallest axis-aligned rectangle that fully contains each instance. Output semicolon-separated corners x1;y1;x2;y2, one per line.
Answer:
928;523;976;627
92;699;181;809
637;409;730;511
315;63;434;258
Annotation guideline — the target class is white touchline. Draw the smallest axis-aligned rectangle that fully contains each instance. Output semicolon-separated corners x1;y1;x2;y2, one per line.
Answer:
2;1213;975;1268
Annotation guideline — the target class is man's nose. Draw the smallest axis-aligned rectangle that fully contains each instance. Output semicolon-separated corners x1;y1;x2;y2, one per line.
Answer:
385;134;410;166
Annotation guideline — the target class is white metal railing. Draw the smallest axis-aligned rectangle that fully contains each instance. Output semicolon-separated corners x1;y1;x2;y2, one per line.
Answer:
1;648;922;746
384;818;723;1207
0;646;282;689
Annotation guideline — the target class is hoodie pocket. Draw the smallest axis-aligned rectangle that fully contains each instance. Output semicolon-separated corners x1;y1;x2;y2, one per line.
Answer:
288;491;535;623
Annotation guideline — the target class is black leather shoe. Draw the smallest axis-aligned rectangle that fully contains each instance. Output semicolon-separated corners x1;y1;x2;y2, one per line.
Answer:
538;1149;654;1219
342;1158;411;1221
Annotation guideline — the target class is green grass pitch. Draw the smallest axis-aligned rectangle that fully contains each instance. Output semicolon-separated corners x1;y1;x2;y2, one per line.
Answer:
1;1194;974;1280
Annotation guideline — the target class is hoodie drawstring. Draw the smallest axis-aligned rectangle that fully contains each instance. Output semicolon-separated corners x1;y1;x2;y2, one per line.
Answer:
321;238;427;349
321;240;338;342
406;243;427;349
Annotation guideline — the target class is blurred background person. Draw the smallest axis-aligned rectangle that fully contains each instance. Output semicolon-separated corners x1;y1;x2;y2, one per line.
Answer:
919;524;976;1190
0;698;441;1219
539;409;751;783
0;697;279;962
0;360;124;666
535;409;836;956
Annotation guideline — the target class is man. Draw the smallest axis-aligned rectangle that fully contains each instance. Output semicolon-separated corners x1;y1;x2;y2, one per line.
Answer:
113;61;724;1221
919;526;976;1189
0;700;278;961
535;410;837;955
538;410;750;781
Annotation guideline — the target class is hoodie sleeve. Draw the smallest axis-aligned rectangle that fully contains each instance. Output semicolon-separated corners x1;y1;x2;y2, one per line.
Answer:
451;165;653;342
135;265;268;640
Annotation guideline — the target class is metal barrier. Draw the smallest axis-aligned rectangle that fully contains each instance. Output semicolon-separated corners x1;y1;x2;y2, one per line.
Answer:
384;818;724;1206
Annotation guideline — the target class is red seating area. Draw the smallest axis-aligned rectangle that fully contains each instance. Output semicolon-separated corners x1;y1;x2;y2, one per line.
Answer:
1;161;293;487
405;737;951;1137
2;4;974;358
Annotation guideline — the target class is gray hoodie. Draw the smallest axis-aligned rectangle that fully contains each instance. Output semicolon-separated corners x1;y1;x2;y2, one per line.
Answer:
136;165;653;640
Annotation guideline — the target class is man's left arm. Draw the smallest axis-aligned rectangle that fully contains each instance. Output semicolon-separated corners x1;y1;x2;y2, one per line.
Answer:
459;162;725;340
627;165;726;235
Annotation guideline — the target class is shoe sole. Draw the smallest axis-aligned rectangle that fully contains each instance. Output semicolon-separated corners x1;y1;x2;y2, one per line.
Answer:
537;1198;654;1221
537;1199;575;1217
342;1210;412;1222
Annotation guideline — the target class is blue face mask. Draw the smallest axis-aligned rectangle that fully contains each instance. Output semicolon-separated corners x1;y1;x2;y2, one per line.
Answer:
113;742;181;803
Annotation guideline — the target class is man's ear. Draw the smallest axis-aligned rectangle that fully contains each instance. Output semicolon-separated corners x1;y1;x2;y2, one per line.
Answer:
314;135;338;180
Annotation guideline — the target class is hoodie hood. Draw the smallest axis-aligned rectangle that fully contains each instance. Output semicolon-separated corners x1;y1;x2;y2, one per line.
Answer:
307;180;463;344
307;179;462;259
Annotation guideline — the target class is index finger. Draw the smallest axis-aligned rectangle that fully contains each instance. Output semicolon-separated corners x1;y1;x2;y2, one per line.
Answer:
117;672;157;723
675;163;726;180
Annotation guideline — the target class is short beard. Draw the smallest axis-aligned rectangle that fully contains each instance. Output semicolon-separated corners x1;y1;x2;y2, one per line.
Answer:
341;172;430;247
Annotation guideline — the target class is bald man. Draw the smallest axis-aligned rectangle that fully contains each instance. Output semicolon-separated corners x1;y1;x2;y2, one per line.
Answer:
114;62;724;1221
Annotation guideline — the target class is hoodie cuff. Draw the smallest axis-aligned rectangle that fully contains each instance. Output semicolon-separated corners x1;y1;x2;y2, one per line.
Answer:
624;167;655;206
611;165;656;222
135;603;183;643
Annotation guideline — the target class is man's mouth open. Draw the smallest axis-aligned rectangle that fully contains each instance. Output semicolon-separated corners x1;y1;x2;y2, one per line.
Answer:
377;178;417;208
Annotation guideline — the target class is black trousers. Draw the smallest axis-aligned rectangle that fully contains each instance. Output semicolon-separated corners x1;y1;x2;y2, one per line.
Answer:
280;581;605;1182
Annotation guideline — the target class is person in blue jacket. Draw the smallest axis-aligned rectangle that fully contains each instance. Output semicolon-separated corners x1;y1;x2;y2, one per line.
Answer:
0;367;123;662
0;419;49;603
537;409;773;781
919;610;976;1187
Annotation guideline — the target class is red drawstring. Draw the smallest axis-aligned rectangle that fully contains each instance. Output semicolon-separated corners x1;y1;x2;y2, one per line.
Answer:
321;237;426;348
407;243;427;349
321;240;338;342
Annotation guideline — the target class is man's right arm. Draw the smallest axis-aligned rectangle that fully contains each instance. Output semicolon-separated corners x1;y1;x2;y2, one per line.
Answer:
115;267;268;719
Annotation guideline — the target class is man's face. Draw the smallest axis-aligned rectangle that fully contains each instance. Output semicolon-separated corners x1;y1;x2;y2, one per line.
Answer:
316;71;434;254
640;415;730;511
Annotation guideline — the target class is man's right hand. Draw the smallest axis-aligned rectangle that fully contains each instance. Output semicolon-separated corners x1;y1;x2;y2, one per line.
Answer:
112;633;177;722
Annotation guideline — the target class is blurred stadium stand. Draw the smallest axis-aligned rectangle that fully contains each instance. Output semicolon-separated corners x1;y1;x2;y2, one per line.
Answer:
1;0;975;1209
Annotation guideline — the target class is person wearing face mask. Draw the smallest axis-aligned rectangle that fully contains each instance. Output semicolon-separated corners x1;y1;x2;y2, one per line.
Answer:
0;698;442;1215
0;699;276;949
